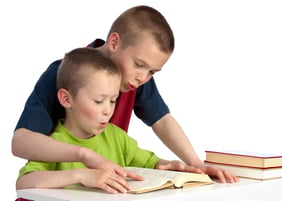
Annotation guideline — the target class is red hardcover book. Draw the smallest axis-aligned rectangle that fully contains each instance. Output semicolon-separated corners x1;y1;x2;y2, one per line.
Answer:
204;161;282;180
205;150;282;180
205;150;282;168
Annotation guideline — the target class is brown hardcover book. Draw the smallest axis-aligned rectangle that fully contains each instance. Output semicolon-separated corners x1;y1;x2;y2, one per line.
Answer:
125;167;214;194
205;161;282;180
205;150;282;168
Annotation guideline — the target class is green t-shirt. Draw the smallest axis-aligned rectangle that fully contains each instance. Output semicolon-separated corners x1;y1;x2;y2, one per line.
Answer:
19;120;160;177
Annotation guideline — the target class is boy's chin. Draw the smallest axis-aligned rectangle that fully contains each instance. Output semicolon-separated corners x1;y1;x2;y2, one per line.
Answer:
119;87;130;93
120;85;137;93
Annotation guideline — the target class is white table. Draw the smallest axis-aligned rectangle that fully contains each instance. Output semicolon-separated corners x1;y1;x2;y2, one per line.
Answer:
17;178;282;201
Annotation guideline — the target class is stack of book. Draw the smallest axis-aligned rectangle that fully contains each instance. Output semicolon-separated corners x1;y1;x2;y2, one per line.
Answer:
204;150;282;180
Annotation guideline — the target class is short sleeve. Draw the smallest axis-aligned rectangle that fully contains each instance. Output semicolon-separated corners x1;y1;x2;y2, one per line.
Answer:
134;77;170;126
15;60;65;135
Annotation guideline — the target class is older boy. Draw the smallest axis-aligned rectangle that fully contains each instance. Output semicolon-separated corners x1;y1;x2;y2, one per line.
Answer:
13;5;238;183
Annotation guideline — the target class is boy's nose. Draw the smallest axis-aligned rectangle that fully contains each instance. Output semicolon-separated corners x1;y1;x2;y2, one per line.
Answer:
103;104;112;116
136;73;150;85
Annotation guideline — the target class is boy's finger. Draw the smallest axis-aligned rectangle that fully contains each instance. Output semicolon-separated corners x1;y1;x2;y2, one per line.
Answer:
113;167;144;181
125;169;144;181
109;177;130;193
185;166;204;174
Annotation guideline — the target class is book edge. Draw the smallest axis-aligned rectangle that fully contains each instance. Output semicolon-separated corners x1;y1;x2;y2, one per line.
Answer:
205;150;282;159
204;160;282;169
205;161;282;180
128;181;174;194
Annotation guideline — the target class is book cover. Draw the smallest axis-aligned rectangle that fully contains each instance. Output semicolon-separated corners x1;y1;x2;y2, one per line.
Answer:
205;161;282;180
125;167;214;194
205;150;282;168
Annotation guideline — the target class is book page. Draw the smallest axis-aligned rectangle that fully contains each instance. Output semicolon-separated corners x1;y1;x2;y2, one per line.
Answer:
125;167;183;192
173;172;213;187
126;167;185;179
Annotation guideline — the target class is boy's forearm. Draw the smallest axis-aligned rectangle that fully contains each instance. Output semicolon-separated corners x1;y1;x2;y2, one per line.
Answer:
12;128;83;162
16;169;80;190
152;114;204;167
12;128;124;171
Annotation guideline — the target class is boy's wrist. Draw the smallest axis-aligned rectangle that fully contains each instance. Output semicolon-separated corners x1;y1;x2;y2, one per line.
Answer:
76;147;105;169
191;160;205;169
73;168;87;184
76;147;93;166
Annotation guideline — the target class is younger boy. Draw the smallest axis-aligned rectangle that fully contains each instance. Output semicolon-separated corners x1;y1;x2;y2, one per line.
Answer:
16;48;203;194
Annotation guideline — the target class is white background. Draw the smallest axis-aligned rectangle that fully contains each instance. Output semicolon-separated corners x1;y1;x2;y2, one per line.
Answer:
1;0;281;200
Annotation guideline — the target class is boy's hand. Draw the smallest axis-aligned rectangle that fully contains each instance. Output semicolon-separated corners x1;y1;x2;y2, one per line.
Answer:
199;164;240;183
156;159;239;183
78;169;131;194
79;147;143;181
155;159;203;174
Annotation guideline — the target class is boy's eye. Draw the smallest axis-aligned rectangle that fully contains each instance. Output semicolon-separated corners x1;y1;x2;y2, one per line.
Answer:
135;62;144;68
110;100;117;104
94;100;103;104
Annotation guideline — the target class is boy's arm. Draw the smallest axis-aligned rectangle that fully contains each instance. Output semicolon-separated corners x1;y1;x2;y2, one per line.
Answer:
12;128;83;162
16;168;131;194
152;114;202;167
152;114;239;183
12;128;142;181
16;169;79;190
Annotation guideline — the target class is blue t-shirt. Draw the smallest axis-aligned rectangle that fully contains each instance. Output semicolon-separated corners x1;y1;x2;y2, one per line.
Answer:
15;39;170;135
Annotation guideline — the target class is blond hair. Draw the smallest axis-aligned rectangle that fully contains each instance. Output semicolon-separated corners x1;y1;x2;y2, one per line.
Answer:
57;48;120;97
108;5;174;53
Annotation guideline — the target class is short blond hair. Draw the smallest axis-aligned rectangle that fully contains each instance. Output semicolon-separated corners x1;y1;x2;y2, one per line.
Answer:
57;48;120;97
108;5;174;53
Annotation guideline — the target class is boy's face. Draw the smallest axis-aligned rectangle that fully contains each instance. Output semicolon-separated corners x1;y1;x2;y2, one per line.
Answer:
65;70;120;138
110;36;171;92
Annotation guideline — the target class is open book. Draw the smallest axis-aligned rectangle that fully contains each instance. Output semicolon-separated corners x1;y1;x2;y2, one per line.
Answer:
125;167;214;194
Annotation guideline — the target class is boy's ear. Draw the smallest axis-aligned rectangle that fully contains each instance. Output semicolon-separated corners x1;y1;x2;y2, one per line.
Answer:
107;32;120;51
57;88;72;108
